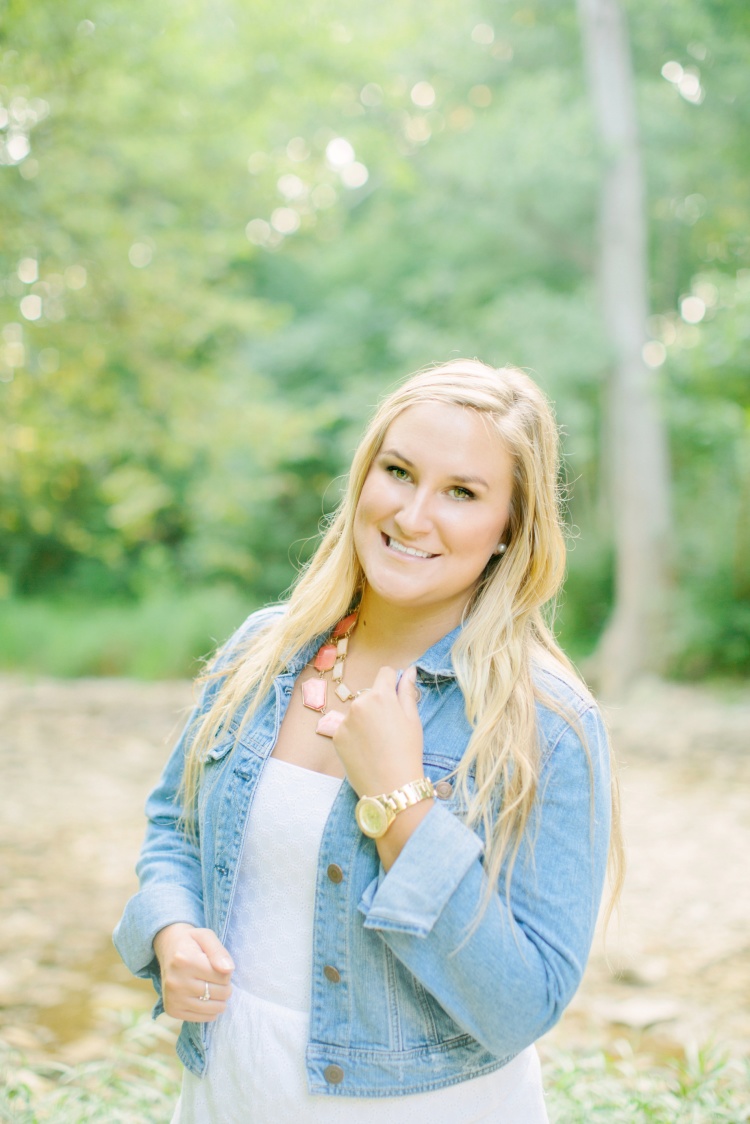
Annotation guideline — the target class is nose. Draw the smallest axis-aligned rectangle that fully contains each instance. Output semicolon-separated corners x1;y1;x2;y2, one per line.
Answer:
393;487;434;537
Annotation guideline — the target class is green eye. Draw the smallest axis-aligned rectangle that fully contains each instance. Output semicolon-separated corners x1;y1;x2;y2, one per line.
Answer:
449;486;474;501
387;465;410;480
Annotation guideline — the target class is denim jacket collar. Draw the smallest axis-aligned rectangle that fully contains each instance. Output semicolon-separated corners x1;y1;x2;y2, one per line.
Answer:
283;621;461;680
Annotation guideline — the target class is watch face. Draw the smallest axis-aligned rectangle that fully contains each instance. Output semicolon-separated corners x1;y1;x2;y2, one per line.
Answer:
357;797;388;838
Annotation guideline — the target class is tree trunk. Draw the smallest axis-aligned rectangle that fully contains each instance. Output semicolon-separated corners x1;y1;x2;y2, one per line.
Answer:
577;0;673;696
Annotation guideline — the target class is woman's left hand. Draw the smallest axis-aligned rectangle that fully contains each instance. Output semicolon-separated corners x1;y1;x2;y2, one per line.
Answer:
332;665;424;798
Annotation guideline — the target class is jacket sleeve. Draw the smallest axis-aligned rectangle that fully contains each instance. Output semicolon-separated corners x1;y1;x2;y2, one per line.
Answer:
112;694;206;1001
357;702;612;1059
112;606;282;1001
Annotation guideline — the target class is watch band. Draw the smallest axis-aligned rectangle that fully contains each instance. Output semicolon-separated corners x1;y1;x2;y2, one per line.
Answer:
355;777;435;839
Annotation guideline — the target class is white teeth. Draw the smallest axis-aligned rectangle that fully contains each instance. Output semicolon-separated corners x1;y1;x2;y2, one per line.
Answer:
387;536;434;559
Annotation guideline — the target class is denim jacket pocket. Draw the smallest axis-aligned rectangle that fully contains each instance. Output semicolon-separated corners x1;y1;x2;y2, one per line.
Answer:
198;731;238;817
410;974;473;1047
422;763;495;852
424;761;475;815
204;733;236;763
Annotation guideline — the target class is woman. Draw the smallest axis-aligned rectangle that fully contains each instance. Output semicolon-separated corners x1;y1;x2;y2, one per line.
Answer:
114;359;621;1123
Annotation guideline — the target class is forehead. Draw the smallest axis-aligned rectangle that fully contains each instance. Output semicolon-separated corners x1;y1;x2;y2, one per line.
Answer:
379;401;512;480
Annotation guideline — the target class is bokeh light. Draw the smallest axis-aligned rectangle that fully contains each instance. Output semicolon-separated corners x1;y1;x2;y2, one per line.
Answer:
642;341;667;368
360;84;383;107
18;258;38;284
286;137;309;162
471;23;494;45
277;174;307;200
410;82;436;108
128;243;153;268
20;294;42;321
65;265;87;290
270;207;300;234
325;137;355;168
661;60;683;83
404;116;432;144
340;162;368;189
679;71;703;104
680;295;706;323
246;219;271;245
6;135;30;162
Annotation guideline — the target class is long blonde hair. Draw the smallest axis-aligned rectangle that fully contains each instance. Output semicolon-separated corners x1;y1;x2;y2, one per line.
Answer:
183;359;623;921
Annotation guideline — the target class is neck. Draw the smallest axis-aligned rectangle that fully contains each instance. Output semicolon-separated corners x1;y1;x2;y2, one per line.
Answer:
351;587;464;666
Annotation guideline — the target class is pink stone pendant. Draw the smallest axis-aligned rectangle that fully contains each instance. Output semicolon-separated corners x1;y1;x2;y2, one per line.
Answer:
316;709;345;738
332;612;358;639
302;678;327;712
313;643;338;672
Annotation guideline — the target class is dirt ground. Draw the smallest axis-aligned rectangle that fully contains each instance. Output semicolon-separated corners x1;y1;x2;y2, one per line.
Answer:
0;673;749;1074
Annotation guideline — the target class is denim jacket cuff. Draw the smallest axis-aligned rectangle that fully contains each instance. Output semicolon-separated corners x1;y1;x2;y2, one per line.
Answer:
358;803;484;937
112;885;205;979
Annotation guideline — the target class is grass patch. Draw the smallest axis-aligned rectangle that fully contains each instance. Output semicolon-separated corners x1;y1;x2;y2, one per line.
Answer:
0;1054;179;1124
544;1044;750;1122
0;587;258;679
0;1017;181;1123
1;1030;748;1123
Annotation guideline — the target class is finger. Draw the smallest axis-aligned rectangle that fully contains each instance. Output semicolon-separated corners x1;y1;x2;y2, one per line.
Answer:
191;928;235;975
165;976;232;1017
170;938;228;987
397;665;420;713
371;665;397;692
188;980;232;1004
167;993;230;1022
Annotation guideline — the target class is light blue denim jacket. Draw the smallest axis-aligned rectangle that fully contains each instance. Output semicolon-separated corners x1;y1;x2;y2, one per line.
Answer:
113;606;611;1097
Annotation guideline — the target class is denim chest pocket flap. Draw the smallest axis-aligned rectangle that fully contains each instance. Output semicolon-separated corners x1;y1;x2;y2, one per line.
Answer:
423;756;476;813
203;729;237;764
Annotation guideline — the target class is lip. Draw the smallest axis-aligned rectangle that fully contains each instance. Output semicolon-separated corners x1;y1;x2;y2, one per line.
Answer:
381;532;439;560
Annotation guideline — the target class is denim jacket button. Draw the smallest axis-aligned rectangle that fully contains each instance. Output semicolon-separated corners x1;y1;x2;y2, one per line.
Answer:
327;863;344;883
324;1064;344;1084
435;780;453;799
323;965;341;984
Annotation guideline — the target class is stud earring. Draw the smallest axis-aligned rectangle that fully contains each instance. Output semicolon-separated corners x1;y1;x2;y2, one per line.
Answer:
493;543;507;556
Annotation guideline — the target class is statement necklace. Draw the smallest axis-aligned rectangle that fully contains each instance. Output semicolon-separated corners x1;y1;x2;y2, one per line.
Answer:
301;611;359;738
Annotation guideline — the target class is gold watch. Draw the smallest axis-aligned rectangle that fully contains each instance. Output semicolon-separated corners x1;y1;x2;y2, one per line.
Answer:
355;777;435;839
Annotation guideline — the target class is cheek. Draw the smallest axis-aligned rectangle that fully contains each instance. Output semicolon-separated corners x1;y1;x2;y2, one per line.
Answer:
448;505;506;545
356;475;390;523
353;481;380;546
455;511;509;566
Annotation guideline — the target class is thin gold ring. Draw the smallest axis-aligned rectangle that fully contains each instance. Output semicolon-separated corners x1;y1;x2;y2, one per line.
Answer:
198;981;211;1002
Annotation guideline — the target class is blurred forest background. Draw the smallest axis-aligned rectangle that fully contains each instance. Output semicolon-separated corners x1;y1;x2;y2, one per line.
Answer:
1;0;749;682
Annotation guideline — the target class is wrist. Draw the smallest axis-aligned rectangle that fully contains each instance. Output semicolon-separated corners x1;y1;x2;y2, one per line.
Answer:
376;798;435;872
355;777;435;839
153;921;195;962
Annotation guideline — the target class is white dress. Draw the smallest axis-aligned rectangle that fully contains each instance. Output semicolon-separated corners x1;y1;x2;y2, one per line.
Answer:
173;759;548;1123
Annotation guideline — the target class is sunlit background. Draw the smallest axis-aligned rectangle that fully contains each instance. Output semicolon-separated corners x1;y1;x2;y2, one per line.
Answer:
2;0;748;679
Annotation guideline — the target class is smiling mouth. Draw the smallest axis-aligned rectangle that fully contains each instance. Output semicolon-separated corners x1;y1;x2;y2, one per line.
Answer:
383;533;438;559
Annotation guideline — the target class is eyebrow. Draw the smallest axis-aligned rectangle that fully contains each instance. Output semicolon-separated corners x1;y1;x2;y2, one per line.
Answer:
379;448;490;490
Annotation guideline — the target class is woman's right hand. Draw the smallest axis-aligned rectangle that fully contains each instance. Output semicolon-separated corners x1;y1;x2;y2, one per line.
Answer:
153;922;234;1022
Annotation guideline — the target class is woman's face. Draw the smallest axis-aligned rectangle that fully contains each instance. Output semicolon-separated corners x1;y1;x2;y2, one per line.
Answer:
353;402;514;628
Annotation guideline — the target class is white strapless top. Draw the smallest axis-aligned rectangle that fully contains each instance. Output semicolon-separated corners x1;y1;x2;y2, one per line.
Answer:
173;758;548;1123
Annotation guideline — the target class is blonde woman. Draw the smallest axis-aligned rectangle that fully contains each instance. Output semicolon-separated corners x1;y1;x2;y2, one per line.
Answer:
115;360;621;1123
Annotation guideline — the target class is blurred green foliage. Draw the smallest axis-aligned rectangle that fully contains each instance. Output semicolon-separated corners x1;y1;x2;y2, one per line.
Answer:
1;0;749;676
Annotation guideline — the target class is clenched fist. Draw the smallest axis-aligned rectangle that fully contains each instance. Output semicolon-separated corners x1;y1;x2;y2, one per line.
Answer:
153;923;234;1022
